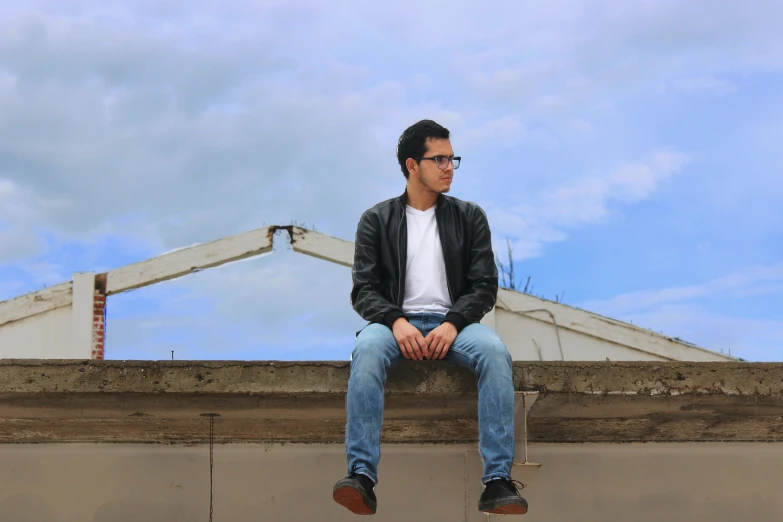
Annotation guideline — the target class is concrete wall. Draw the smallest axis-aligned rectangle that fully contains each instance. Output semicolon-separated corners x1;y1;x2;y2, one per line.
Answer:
495;308;667;361
493;289;735;362
0;302;719;362
0;442;780;522
0;307;76;359
0;273;100;360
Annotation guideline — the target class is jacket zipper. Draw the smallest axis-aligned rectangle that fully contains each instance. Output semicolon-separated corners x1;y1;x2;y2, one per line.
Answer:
397;207;405;306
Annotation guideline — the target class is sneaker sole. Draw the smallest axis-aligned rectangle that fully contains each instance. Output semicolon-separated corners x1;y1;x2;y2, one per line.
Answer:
479;499;528;515
333;485;375;515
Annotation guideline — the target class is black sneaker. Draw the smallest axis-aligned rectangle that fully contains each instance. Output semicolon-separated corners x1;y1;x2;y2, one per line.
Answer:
478;478;528;515
333;473;377;515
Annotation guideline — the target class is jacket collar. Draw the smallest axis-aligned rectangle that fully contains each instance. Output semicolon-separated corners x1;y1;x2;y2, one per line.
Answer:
397;188;447;210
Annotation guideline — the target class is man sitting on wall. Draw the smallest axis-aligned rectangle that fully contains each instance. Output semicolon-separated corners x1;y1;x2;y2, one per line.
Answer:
332;119;528;516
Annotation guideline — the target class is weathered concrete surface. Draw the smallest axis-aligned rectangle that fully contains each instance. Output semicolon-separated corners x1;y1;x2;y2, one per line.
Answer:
0;360;782;444
2;443;783;522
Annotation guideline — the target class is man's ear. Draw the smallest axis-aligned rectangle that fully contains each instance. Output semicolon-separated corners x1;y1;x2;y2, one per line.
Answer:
405;158;417;177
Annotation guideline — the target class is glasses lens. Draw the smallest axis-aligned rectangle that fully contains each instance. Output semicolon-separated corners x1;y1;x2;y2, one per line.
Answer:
452;157;460;169
436;156;458;169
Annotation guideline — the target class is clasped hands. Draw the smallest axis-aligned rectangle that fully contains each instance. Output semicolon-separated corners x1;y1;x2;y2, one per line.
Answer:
392;317;457;360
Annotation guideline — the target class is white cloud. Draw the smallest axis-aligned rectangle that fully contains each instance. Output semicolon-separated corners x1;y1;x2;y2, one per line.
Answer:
0;179;35;223
674;75;737;95
462;116;528;147
486;149;688;259
0;227;39;263
566;118;594;137
0;0;778;254
0;178;45;262
18;260;65;288
452;0;783;118
619;304;783;362
605;150;688;201
0;13;418;250
535;94;568;110
582;262;783;316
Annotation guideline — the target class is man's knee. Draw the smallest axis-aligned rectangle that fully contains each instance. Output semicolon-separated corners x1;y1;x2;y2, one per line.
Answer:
476;327;512;367
352;323;395;362
455;324;512;368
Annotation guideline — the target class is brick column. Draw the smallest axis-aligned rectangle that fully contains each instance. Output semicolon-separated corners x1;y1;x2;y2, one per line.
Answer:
92;291;106;360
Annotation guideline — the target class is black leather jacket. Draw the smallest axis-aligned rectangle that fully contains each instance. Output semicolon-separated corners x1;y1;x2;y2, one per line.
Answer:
350;190;498;333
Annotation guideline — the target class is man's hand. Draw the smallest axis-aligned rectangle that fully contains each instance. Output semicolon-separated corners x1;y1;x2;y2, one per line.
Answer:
392;318;428;360
425;322;458;360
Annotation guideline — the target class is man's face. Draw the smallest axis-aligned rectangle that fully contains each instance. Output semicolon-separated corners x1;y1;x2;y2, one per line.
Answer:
412;138;455;194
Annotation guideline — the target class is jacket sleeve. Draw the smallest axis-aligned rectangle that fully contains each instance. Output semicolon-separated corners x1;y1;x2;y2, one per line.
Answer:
350;210;406;328
443;205;498;332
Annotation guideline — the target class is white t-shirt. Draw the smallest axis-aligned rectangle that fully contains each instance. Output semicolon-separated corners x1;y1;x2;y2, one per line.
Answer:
402;204;452;315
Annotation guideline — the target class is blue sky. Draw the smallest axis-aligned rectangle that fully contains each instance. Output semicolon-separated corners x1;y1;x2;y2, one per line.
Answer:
0;0;781;362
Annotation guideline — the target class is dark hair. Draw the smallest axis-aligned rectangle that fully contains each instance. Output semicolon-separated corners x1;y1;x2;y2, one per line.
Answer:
396;120;450;179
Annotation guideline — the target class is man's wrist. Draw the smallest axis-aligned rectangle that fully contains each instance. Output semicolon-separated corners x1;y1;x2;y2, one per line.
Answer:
383;309;406;330
443;312;467;332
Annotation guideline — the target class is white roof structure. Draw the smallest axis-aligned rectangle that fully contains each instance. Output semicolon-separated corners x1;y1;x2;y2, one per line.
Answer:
0;225;738;362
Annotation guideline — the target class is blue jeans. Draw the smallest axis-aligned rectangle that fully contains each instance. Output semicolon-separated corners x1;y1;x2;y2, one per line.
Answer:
345;312;515;485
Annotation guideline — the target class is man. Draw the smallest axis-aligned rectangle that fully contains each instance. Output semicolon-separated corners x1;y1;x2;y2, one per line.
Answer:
332;120;528;516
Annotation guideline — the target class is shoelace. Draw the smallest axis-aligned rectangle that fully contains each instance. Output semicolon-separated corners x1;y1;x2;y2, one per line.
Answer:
503;478;525;493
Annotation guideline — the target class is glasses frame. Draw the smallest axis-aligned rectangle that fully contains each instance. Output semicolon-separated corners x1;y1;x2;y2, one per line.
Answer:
415;155;461;170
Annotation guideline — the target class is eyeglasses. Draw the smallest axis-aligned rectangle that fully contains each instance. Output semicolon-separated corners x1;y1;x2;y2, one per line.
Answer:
415;155;461;170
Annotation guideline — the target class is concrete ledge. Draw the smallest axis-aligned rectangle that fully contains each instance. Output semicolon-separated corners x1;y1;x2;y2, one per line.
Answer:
0;360;782;444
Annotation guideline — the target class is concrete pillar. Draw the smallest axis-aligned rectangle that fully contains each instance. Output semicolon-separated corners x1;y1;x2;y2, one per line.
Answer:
71;272;99;359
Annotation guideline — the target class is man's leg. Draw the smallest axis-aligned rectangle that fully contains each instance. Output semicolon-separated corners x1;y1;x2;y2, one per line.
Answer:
445;322;528;515
345;323;402;481
334;323;401;514
446;323;515;481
